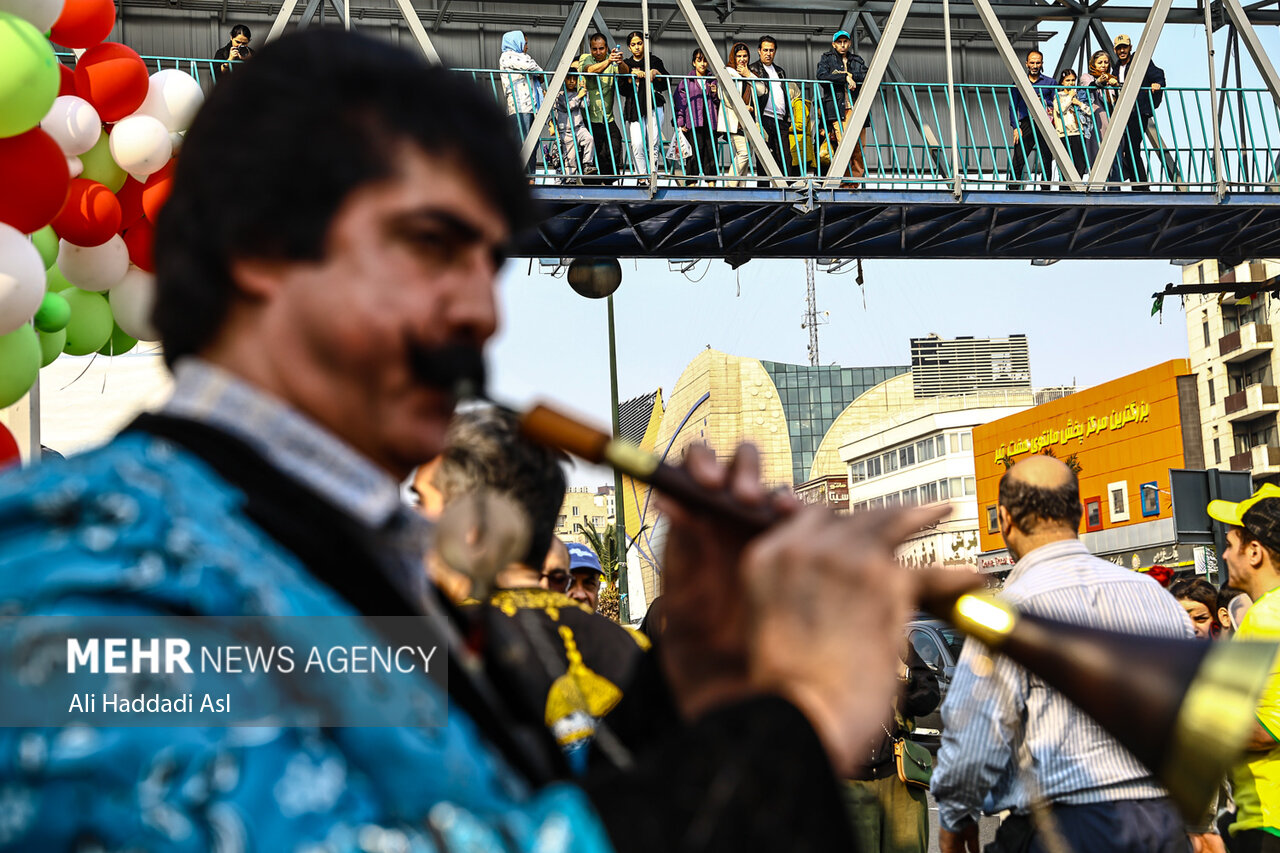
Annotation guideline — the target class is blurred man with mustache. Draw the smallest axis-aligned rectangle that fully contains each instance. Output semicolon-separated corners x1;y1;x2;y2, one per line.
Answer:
0;28;955;852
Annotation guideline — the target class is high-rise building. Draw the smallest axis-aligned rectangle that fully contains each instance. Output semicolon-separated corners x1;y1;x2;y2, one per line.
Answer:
1182;259;1280;482
910;334;1032;398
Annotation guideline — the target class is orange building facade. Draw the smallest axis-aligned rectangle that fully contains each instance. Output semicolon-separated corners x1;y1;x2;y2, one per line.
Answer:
974;360;1198;560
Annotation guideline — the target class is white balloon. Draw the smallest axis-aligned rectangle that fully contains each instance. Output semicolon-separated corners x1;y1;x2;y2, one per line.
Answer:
109;115;172;178
57;236;129;292
65;154;83;179
0;224;48;335
0;0;65;33
41;96;102;156
136;69;204;133
109;266;158;341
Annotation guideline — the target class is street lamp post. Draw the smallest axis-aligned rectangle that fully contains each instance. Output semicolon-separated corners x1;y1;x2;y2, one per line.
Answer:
567;258;630;623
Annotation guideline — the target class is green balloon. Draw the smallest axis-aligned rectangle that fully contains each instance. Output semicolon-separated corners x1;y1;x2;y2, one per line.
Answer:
98;323;136;356
79;133;127;193
0;324;40;408
38;327;65;367
45;264;73;292
33;291;69;332
61;288;113;355
0;12;59;139
31;225;58;269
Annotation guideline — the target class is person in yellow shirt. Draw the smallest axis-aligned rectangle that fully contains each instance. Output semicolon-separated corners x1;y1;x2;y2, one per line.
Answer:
1209;483;1280;852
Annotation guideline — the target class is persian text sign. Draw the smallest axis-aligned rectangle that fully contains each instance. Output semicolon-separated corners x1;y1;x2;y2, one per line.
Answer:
994;400;1152;465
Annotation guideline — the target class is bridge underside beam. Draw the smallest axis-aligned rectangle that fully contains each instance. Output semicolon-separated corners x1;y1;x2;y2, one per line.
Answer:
520;189;1280;260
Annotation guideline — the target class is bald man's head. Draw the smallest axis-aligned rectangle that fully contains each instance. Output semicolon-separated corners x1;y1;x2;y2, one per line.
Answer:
998;454;1083;536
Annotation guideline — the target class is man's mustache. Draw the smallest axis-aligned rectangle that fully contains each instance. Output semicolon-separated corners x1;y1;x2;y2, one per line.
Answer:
408;343;487;399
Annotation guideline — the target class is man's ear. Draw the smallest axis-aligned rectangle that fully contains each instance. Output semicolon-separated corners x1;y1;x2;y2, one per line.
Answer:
227;258;291;300
997;505;1014;539
1246;538;1269;571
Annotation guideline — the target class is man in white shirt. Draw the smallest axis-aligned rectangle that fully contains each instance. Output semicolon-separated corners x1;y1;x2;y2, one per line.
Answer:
749;35;795;180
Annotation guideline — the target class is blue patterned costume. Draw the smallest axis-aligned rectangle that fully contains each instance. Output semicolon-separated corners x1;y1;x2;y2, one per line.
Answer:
0;434;611;852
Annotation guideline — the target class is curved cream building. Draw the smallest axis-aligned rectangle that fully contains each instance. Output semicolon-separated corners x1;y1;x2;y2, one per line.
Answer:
625;349;909;604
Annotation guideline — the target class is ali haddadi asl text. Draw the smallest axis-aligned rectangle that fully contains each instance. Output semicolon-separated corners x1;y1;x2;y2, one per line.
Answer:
68;692;230;714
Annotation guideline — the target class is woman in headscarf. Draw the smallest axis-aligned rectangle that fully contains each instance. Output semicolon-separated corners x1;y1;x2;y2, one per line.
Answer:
499;31;546;141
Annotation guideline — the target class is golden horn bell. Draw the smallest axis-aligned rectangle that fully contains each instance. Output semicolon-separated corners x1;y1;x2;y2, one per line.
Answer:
942;593;1277;822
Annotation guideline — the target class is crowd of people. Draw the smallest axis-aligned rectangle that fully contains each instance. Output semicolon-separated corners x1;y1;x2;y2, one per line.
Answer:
1007;36;1171;189
487;27;1174;188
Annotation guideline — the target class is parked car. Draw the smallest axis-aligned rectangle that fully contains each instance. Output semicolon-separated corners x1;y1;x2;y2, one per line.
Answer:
905;616;967;749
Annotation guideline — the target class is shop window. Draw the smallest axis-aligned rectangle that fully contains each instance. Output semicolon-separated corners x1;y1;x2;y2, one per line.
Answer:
1140;481;1160;517
1107;481;1130;523
986;505;999;534
1084;497;1103;532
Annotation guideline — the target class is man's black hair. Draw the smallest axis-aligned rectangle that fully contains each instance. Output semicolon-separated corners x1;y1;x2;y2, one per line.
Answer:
1026;49;1043;60
997;461;1083;534
759;35;778;50
433;406;568;570
154;29;532;366
588;32;608;45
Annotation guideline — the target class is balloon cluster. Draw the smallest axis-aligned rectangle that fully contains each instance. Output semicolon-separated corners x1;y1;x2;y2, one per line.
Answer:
0;0;200;408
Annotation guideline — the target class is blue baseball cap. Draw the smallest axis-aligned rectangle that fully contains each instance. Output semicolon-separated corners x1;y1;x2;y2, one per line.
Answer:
566;543;603;575
833;30;851;42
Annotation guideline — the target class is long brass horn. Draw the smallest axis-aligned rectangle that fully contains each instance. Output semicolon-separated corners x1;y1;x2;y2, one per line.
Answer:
931;593;1276;822
515;400;1280;822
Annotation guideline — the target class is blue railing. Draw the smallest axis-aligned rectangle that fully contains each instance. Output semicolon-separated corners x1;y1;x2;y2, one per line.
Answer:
56;51;239;90
58;48;1280;194
465;67;1280;192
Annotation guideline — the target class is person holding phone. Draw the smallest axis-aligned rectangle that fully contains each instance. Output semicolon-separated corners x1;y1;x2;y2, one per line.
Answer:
214;24;254;82
577;32;628;182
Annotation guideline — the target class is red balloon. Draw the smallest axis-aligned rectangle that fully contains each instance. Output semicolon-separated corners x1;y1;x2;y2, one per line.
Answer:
74;43;149;123
50;0;117;49
52;179;122;247
0;423;18;472
142;160;174;224
0;129;71;235
58;64;77;97
116;177;145;230
122;220;154;271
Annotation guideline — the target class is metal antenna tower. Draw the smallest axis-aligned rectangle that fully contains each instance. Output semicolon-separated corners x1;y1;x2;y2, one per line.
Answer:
803;258;819;366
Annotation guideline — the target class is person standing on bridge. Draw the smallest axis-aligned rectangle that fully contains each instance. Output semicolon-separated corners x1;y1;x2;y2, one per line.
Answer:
674;48;721;185
1112;34;1169;190
578;33;628;183
621;30;669;182
1079;50;1119;167
1006;49;1056;191
718;42;767;187
816;29;868;185
750;35;802;185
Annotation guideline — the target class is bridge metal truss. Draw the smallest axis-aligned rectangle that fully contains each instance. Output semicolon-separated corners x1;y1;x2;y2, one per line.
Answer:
523;187;1280;261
